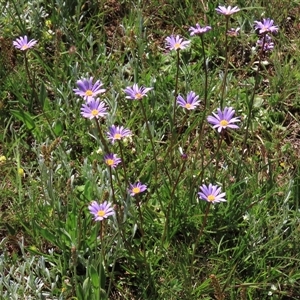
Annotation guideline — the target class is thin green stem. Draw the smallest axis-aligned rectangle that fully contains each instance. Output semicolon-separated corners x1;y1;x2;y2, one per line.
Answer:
220;17;230;109
23;51;39;111
95;118;110;153
192;131;224;189
212;130;225;180
139;101;158;185
114;168;127;201
167;50;181;168
108;167;117;206
241;33;267;162
173;50;180;125
118;141;129;186
135;194;146;256
162;158;187;242
22;51;62;142
138;101;165;224
108;167;123;252
111;171;135;254
133;195;155;292
24;52;33;87
107;232;121;296
200;35;209;109
99;222;104;300
177;113;189;136
189;113;207;192
190;203;212;278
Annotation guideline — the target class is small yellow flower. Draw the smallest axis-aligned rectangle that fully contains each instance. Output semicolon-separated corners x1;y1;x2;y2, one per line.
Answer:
18;168;25;177
45;19;52;28
0;155;6;163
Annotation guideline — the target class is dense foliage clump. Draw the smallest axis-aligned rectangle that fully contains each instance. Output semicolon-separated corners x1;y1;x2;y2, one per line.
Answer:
1;0;300;299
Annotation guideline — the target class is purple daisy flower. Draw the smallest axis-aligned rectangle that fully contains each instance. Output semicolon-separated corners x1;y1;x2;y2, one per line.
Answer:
207;107;240;132
177;91;201;110
88;200;114;221
198;184;226;204
104;153;121;168
189;24;212;36
215;5;240;16
80;98;108;119
124;83;153;100
128;182;147;196
165;35;190;51
257;34;274;52
73;77;106;102
107;125;132;144
13;36;37;50
254;18;278;34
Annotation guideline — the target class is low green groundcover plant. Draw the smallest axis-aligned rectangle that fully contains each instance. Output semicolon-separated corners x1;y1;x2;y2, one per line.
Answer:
1;0;300;299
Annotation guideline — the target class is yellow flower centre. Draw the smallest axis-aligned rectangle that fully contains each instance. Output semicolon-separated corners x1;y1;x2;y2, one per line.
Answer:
21;44;28;50
114;133;122;139
106;159;114;166
97;210;105;217
174;43;181;49
85;90;93;96
185;103;192;109
135;93;143;99
91;109;99;116
207;195;215;202
132;187;141;194
220;120;229;126
262;26;267;32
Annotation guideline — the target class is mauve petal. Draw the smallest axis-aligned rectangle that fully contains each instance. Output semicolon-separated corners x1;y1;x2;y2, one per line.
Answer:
76;80;87;91
177;95;186;104
207;116;220;125
227;124;239;129
214;186;221;195
217;192;226;199
225;108;235;119
229;117;240;123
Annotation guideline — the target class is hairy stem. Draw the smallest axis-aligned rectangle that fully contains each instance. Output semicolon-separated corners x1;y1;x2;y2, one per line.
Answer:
95;118;110;153
241;33;267;162
220;17;230;109
200;35;209;109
